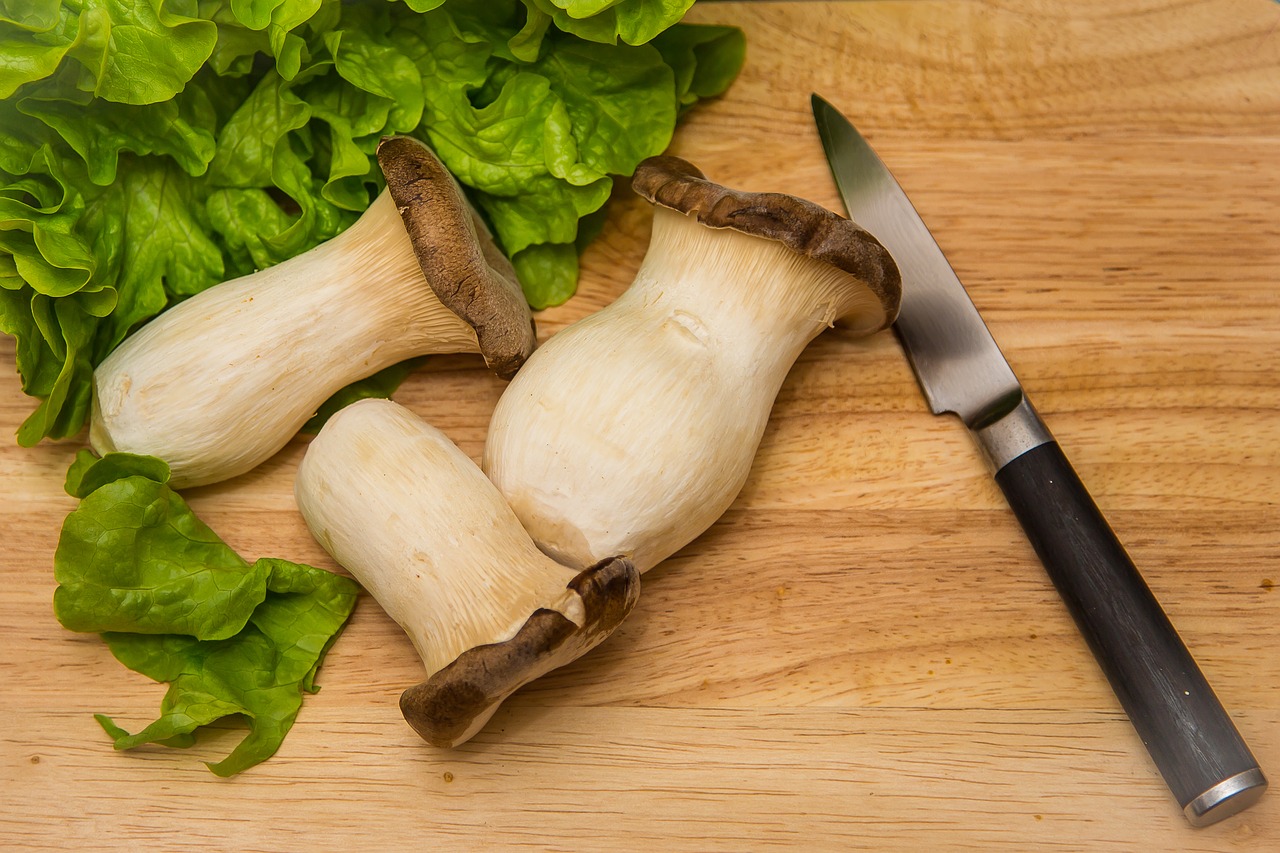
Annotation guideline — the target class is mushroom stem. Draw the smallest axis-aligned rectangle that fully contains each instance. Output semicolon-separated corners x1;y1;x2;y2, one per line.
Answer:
635;205;887;372
484;156;901;575
92;192;471;487
90;137;535;489
295;398;639;747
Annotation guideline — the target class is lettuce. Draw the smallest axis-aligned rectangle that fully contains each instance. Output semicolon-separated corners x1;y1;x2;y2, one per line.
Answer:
517;1;696;50
0;0;745;444
53;450;360;775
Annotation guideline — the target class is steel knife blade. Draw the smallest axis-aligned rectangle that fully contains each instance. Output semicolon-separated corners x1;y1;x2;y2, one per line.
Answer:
812;93;1266;827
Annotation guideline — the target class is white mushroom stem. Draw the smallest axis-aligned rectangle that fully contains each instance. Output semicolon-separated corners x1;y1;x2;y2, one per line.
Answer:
485;206;892;574
90;136;535;490
295;398;638;747
92;191;478;489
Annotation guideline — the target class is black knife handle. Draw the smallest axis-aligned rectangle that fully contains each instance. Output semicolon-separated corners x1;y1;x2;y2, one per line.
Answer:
981;404;1266;825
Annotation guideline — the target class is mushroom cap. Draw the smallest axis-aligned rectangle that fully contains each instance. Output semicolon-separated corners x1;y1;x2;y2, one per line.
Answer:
377;136;536;380
398;555;640;749
632;155;902;333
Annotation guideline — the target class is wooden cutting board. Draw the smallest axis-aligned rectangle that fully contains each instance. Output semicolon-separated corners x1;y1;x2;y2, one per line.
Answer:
3;1;1277;849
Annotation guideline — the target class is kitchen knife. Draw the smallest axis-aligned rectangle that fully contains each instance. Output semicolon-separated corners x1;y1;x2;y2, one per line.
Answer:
811;93;1267;827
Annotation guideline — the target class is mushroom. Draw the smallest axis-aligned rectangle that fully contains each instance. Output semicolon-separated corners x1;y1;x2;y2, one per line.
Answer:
294;397;639;748
90;136;535;489
484;155;901;573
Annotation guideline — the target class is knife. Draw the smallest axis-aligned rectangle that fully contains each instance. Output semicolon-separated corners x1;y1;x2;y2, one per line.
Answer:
811;94;1267;827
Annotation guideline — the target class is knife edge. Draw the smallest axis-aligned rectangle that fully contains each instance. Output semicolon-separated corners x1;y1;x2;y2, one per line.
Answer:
812;93;1022;429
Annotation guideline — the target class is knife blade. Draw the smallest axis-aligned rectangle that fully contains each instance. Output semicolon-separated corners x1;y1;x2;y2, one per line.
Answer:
812;93;1267;827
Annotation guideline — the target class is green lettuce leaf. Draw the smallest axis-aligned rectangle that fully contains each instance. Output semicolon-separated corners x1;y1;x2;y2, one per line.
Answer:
0;1;219;103
0;3;83;100
534;39;677;176
511;242;579;310
53;450;360;774
96;557;358;776
63;447;171;495
54;473;274;640
653;22;746;112
16;82;219;185
1;0;746;444
519;0;695;47
46;0;220;106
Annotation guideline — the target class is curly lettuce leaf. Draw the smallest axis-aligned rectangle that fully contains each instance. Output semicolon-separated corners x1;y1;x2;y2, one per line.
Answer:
518;0;695;48
96;558;358;776
1;0;745;444
537;39;677;178
54;471;273;640
63;447;170;495
0;0;220;105
16;81;219;185
0;2;80;100
53;450;360;775
420;35;676;305
0;94;228;444
653;22;746;112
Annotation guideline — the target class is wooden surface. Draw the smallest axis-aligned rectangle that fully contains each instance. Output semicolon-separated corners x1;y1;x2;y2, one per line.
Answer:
3;1;1278;849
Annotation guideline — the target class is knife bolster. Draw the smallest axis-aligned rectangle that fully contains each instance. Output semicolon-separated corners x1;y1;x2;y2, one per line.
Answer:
974;396;1054;471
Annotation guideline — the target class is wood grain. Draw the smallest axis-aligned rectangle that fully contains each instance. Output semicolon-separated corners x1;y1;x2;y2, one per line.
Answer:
2;1;1278;849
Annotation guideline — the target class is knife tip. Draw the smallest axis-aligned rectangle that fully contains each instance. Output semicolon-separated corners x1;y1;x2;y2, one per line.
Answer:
810;93;843;129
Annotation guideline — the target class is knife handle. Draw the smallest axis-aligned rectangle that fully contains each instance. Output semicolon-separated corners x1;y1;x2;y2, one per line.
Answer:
979;400;1267;826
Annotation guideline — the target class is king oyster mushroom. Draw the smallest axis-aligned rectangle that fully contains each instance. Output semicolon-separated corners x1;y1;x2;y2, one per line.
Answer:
484;155;902;574
294;397;640;748
90;136;535;489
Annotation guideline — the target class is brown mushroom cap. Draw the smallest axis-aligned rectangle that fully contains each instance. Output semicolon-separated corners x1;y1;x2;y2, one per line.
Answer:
632;155;902;333
398;555;640;749
377;136;536;380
